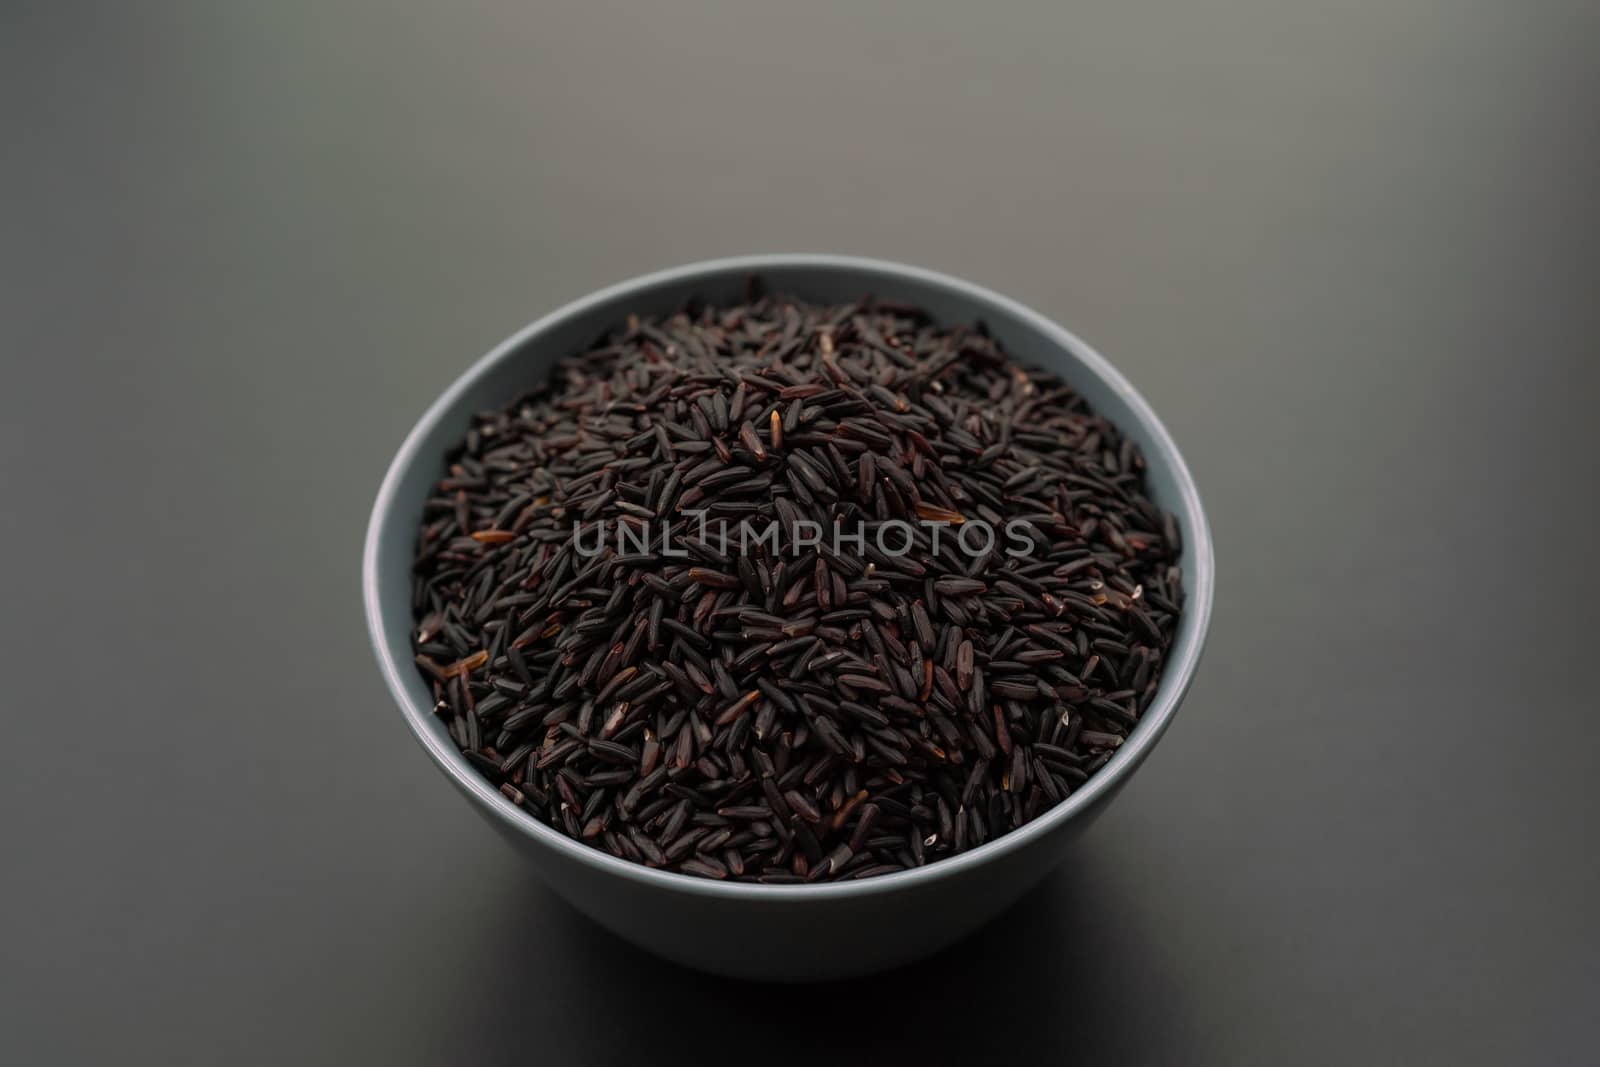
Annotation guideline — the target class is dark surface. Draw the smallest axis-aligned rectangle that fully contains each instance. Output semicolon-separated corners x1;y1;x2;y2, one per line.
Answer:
3;3;1596;1063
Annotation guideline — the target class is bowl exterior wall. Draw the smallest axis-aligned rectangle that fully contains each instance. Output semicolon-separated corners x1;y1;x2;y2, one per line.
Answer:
469;770;1126;980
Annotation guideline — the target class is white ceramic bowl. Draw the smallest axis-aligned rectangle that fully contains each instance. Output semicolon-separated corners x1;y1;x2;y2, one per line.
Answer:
363;255;1214;980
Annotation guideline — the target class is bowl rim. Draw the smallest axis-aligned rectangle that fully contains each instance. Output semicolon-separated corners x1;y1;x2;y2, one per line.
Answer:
363;253;1214;901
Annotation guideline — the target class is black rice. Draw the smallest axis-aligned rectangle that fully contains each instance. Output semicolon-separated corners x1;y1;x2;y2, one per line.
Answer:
410;281;1183;882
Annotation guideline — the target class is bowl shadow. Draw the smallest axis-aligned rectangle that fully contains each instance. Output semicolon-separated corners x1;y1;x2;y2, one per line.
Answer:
441;861;1196;1065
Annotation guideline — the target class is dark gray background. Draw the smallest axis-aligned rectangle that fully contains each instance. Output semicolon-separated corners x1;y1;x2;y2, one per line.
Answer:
3;2;1596;1063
